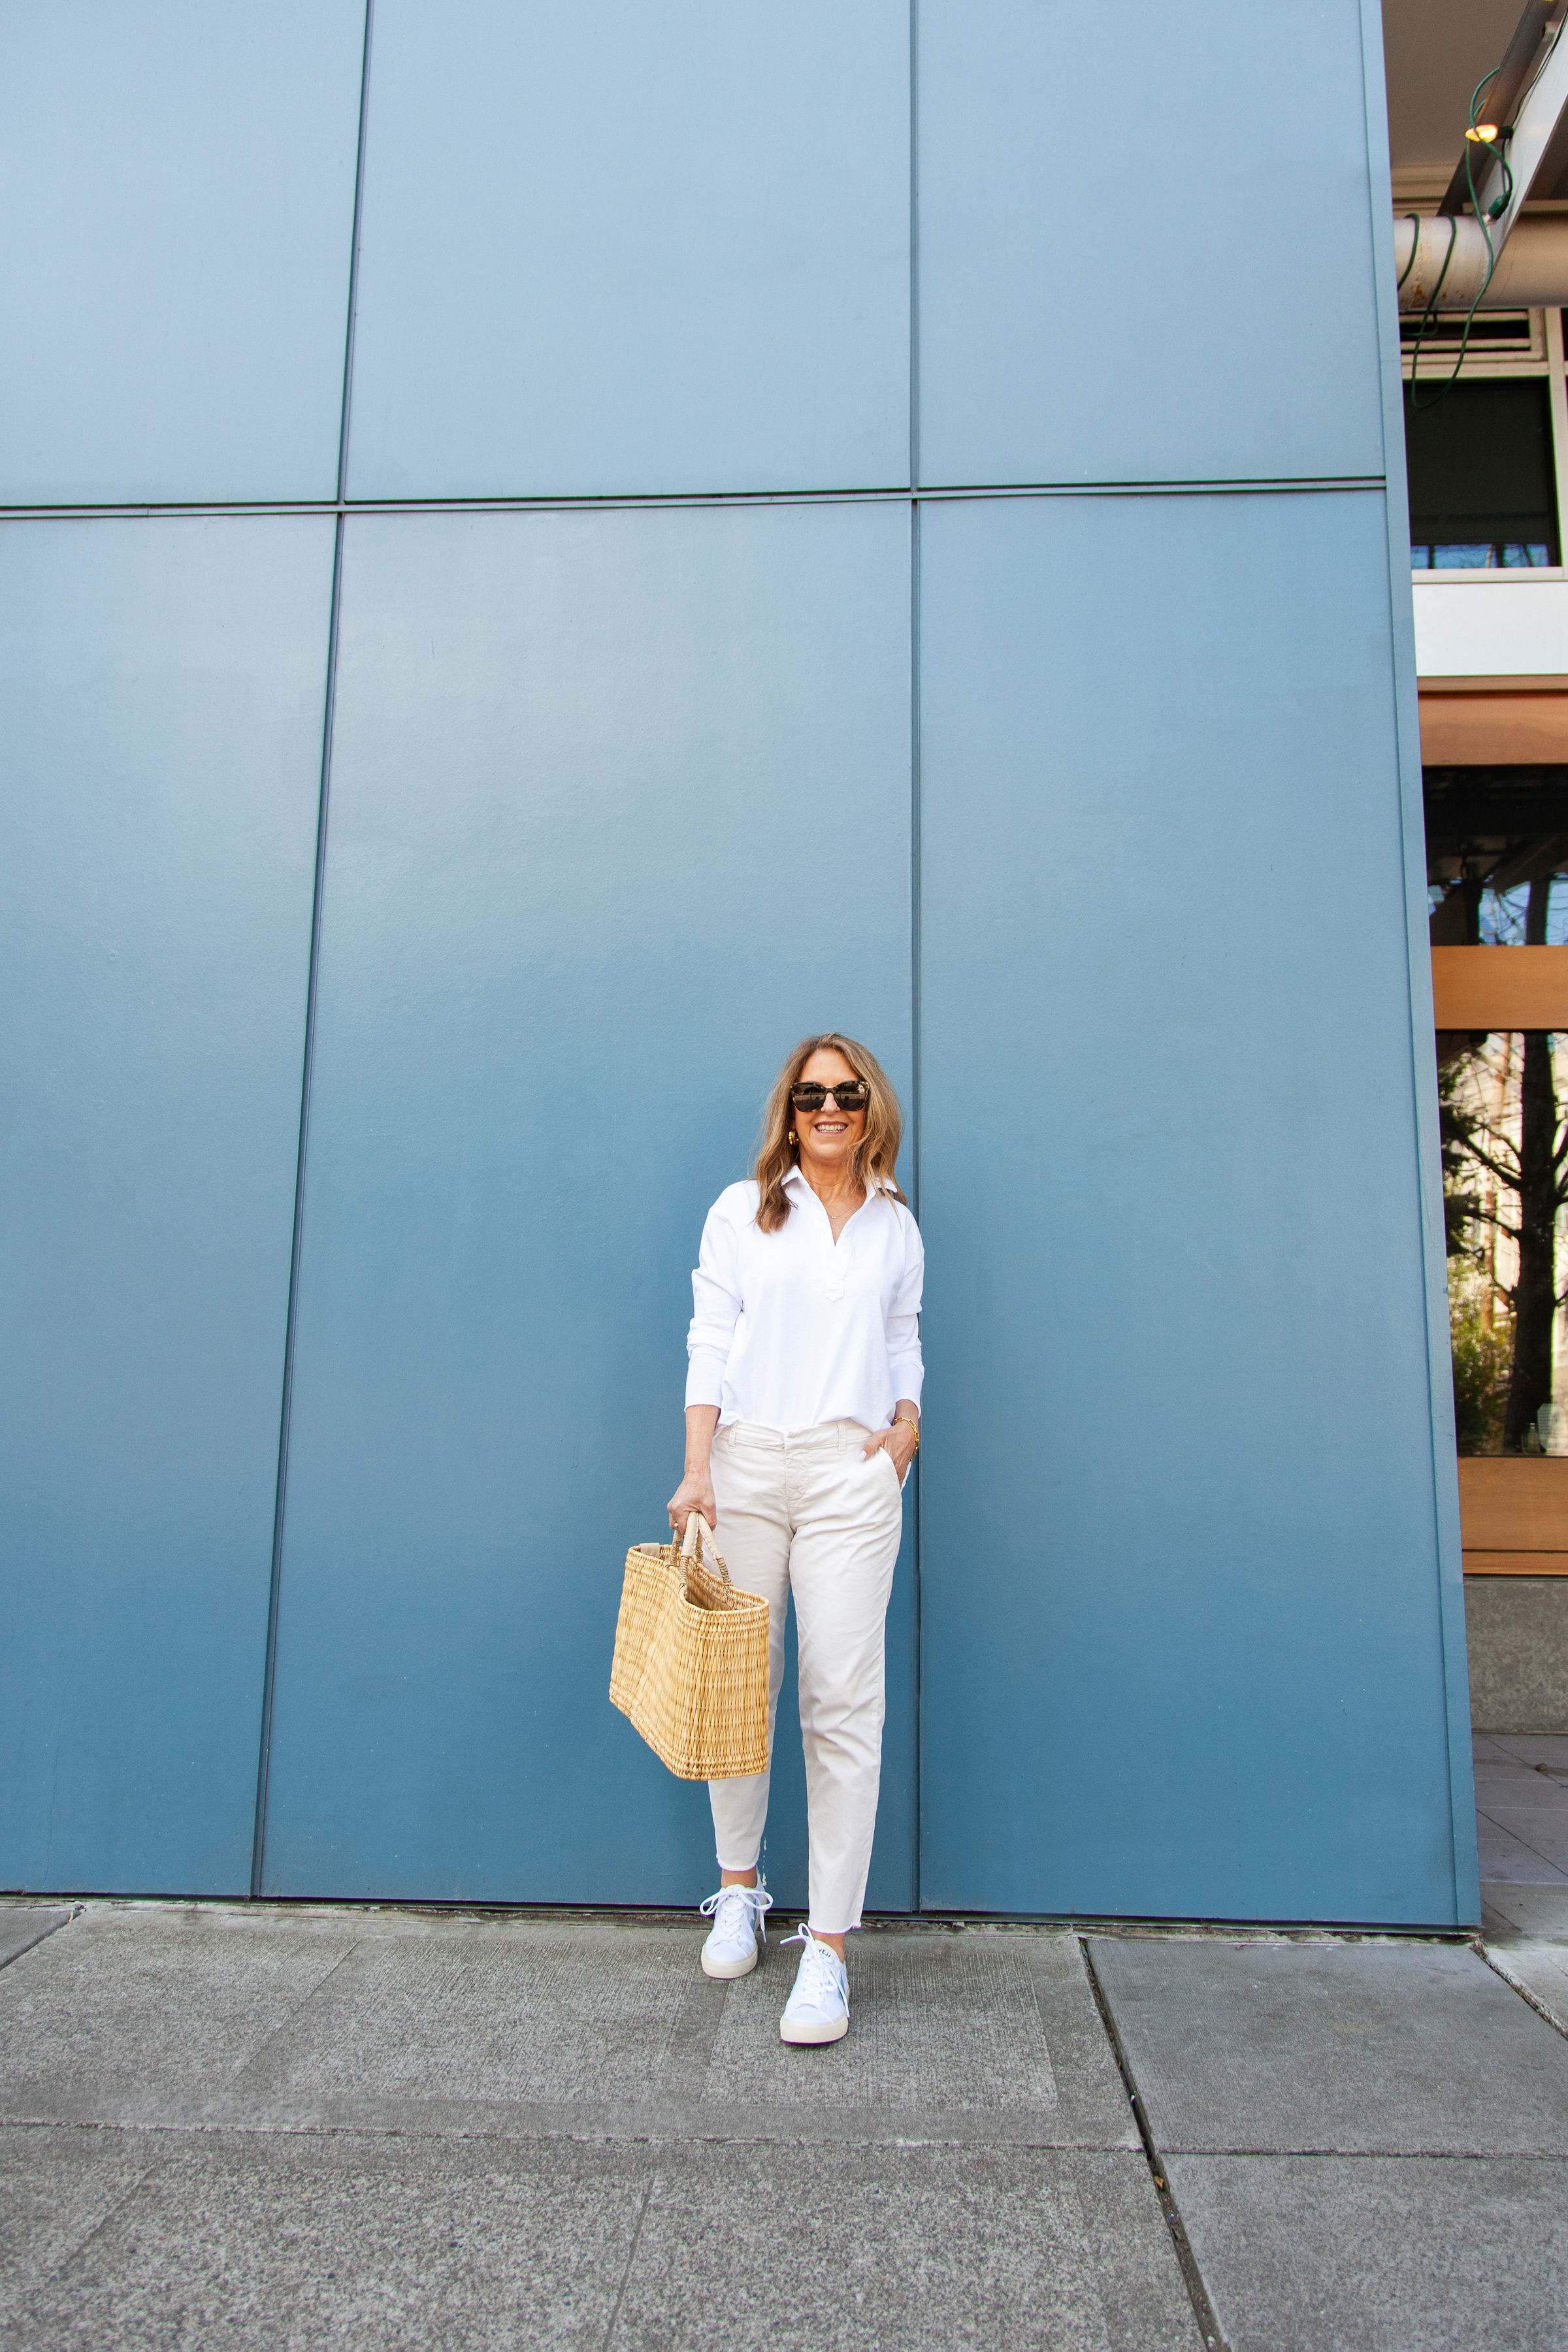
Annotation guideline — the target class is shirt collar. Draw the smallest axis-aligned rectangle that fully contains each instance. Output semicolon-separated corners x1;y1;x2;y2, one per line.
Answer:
783;1163;889;1205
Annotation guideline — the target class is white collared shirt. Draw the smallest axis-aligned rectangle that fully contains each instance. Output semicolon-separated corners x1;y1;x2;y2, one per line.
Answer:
685;1165;924;1431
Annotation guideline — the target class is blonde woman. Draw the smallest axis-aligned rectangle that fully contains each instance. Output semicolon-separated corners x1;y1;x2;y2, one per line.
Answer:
667;1033;922;2045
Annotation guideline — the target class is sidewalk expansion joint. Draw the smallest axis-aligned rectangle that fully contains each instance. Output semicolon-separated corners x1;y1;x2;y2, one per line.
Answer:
0;1906;81;1973
1477;1936;1568;2043
600;2176;653;2351
1079;1936;1229;2352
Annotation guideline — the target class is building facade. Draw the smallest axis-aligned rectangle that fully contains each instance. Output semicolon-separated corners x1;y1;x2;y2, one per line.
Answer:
1;1;1476;1925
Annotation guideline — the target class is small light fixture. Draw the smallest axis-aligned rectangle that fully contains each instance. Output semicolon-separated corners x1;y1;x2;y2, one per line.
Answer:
1466;122;1501;142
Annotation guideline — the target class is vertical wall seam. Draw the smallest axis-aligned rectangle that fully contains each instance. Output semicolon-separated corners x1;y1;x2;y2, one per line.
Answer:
908;0;923;1913
250;516;346;1899
1354;0;1479;1925
336;0;376;504
250;0;376;1899
908;0;920;493
910;494;924;1913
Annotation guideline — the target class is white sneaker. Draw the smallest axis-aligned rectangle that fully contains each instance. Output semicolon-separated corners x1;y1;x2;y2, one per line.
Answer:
698;1879;772;1980
779;1925;849;2044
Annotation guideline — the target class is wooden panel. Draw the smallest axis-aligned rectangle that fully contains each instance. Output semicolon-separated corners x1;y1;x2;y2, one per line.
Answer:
1419;676;1568;765
1463;1551;1568;1576
1431;946;1568;1030
1458;1456;1568;1549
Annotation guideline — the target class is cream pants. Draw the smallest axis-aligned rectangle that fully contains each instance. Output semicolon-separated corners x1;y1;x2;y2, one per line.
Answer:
707;1419;905;1935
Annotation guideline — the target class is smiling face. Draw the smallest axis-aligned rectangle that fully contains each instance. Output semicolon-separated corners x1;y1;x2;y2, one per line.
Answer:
794;1045;868;1182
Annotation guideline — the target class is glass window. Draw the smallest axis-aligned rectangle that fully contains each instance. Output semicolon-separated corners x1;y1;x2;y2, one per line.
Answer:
1431;859;1568;1453
1403;377;1557;570
1442;1028;1568;1453
1429;876;1568;947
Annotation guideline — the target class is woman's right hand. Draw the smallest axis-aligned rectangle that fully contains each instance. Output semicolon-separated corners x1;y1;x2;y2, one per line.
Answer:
667;1469;717;1539
670;1404;721;1538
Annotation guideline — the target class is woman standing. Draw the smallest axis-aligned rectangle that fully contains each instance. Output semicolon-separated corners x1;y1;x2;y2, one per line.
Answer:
667;1033;922;2046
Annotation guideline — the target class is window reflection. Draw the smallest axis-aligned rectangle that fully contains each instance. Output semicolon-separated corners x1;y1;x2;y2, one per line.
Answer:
1404;378;1558;570
1441;1028;1568;1453
1428;877;1568;949
1426;757;1568;1452
1412;542;1552;570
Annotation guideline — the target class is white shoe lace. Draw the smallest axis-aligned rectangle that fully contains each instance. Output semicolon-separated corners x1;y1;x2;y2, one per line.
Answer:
782;1923;844;2001
700;1880;772;1946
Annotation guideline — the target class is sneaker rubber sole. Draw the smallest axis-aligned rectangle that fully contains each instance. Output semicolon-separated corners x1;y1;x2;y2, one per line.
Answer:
779;2009;849;2044
701;1940;760;1981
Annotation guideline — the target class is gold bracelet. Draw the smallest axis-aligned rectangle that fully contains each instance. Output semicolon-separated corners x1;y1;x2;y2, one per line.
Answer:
892;1415;920;1452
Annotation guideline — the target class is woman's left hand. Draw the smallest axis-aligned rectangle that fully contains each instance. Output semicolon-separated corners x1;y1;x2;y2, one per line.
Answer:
864;1413;918;1482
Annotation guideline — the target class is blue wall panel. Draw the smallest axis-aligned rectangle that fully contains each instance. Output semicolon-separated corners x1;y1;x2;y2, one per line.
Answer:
260;501;915;1905
347;1;909;500
917;489;1467;1925
0;517;333;1893
917;0;1386;487
0;1;365;504
0;2;1469;1930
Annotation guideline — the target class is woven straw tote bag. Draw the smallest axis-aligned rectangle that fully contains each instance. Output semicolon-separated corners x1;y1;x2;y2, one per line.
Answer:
610;1513;770;1779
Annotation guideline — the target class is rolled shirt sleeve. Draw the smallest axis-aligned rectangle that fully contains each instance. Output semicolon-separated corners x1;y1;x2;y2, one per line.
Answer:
685;1194;743;1408
884;1212;924;1410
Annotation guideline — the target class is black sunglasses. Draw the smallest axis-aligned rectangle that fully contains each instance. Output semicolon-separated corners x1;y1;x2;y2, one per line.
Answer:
791;1081;870;1113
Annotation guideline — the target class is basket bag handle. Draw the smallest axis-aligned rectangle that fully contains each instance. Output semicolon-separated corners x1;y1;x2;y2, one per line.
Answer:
678;1511;734;1596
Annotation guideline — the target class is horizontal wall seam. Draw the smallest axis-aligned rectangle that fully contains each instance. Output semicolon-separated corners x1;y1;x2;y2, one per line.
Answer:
0;477;1390;525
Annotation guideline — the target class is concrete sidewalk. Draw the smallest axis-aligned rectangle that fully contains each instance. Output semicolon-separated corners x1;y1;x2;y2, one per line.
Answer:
2;1896;1567;2350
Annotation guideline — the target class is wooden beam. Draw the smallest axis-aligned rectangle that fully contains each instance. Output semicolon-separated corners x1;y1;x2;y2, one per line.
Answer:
1463;1551;1568;1575
1419;676;1568;766
1458;1456;1568;1562
1431;945;1568;1030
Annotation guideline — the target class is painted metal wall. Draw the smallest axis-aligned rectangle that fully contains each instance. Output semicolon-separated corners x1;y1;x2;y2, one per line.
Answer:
918;489;1463;1921
1;3;365;502
345;0;910;498
0;1;1477;1924
257;503;917;1905
0;517;333;1891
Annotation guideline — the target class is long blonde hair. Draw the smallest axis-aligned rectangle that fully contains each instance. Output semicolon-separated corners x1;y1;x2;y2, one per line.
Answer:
753;1033;907;1235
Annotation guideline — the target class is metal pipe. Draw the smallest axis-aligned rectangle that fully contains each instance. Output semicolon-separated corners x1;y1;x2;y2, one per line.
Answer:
1395;211;1568;308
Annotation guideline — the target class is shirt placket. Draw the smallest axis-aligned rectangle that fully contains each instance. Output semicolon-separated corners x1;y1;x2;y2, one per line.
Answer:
821;1198;846;1303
